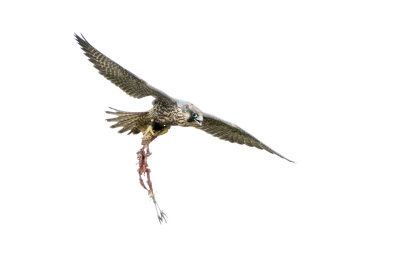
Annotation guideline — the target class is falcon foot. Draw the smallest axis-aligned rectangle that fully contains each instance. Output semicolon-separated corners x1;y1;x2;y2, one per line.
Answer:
143;124;155;136
137;146;167;223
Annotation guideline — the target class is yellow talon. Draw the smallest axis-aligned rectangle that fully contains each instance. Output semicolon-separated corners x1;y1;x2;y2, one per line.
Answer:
158;128;169;136
144;125;155;136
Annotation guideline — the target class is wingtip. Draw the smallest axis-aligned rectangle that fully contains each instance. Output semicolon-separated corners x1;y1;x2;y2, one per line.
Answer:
281;155;295;164
74;33;89;46
273;150;295;164
73;32;80;40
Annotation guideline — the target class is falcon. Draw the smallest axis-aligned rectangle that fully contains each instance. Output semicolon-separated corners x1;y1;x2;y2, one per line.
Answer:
75;34;292;162
75;34;293;222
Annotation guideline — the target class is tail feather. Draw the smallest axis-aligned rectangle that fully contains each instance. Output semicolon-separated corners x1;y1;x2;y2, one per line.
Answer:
106;107;149;134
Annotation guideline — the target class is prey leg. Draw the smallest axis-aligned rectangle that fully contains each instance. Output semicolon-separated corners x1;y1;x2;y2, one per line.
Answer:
136;146;167;223
139;176;148;191
149;191;168;223
137;147;150;190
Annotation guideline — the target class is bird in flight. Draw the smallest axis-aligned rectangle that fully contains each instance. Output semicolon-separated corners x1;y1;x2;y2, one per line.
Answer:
75;33;293;222
75;34;293;162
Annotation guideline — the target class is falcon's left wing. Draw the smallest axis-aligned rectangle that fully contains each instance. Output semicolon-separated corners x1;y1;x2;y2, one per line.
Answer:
75;34;173;103
194;113;294;163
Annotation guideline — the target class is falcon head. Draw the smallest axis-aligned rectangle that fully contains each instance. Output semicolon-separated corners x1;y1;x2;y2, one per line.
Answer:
180;102;203;126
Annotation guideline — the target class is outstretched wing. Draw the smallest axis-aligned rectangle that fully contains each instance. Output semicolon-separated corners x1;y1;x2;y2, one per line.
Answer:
75;33;173;102
195;113;294;163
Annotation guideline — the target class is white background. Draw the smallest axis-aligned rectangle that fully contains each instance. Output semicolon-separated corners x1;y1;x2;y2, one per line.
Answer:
1;0;399;266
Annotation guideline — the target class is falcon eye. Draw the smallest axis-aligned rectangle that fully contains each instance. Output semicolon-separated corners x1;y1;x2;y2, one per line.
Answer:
192;113;198;118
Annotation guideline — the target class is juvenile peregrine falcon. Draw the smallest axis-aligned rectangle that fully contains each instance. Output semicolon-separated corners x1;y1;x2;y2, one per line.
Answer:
75;34;293;163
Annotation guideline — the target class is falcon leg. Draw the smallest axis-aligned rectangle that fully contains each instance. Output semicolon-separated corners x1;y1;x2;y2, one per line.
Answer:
143;124;155;136
156;127;169;136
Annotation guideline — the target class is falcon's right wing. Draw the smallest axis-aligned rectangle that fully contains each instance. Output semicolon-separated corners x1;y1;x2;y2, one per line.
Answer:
195;113;294;163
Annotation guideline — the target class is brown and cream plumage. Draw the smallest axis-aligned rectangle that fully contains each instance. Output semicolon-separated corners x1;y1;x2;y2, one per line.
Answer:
75;34;293;162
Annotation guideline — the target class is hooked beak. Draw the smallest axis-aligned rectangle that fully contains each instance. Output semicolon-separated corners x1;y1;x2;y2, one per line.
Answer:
194;116;203;126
